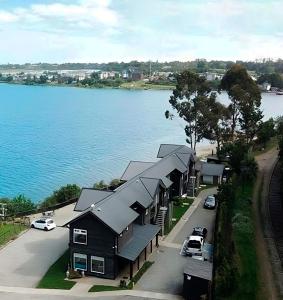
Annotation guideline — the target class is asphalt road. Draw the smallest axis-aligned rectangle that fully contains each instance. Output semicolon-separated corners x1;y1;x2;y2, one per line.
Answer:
0;292;157;300
173;188;217;244
0;203;79;287
135;188;217;295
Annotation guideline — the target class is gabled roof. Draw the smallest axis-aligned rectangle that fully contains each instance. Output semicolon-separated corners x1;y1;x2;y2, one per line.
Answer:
142;154;187;178
121;161;154;181
160;176;173;188
117;223;160;261
201;162;225;176
157;144;195;158
69;144;193;234
157;144;184;158
74;188;114;212
110;178;154;209
65;201;139;235
140;177;160;198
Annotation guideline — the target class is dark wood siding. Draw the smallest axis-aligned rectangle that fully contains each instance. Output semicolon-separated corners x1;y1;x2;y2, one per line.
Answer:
69;213;117;279
117;223;133;250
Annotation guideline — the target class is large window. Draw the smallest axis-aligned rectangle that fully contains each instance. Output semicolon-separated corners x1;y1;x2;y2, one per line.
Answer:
73;253;87;271
73;229;87;245
91;256;104;274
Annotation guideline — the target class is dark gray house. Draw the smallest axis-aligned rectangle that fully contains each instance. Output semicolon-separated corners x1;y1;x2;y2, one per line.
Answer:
64;144;197;279
200;162;224;185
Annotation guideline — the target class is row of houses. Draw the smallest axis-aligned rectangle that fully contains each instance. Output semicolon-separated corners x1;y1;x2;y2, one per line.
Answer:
63;144;224;280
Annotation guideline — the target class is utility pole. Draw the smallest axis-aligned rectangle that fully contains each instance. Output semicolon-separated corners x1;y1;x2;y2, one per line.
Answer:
0;203;7;219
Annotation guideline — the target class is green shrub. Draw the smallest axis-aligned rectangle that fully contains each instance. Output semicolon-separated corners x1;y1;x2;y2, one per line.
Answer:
172;196;182;206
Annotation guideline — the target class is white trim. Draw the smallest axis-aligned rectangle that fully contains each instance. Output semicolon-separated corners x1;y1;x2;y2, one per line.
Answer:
73;228;87;245
91;256;105;274
73;253;87;271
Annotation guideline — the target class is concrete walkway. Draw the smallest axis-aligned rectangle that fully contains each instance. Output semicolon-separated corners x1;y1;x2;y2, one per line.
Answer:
0;285;182;300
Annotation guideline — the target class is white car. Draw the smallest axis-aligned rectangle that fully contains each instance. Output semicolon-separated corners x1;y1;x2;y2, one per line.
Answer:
31;218;56;231
185;235;204;256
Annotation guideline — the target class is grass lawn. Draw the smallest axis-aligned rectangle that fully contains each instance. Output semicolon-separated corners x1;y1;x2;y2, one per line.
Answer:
227;182;259;300
120;80;174;90
0;223;27;246
37;251;76;290
89;285;125;292
165;197;194;234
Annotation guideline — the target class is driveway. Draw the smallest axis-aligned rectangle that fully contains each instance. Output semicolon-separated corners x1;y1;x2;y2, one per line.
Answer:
0;203;79;288
135;187;217;295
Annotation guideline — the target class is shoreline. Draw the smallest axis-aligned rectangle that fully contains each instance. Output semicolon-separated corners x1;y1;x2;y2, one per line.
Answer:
0;81;174;91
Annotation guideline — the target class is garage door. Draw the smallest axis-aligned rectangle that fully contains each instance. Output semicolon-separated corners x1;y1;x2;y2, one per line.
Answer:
203;175;213;184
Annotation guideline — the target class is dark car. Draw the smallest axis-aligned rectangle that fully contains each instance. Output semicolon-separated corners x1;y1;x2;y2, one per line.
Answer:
204;195;216;209
191;226;207;238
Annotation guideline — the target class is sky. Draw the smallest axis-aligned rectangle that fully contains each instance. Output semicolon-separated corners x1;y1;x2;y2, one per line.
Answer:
0;0;282;63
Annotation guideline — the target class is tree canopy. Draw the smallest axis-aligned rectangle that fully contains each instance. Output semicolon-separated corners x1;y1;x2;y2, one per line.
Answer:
166;71;223;150
220;64;263;143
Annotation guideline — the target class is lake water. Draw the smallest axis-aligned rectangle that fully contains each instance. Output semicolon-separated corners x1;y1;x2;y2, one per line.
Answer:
0;84;282;202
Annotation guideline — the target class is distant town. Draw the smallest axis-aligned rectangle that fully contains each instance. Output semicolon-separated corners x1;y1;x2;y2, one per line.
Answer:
1;59;283;91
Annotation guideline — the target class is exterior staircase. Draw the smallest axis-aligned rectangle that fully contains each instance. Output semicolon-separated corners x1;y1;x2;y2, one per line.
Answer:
155;207;168;236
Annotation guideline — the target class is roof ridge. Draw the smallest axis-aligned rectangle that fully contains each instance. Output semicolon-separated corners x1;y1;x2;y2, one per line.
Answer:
175;152;191;169
139;177;159;200
157;144;184;158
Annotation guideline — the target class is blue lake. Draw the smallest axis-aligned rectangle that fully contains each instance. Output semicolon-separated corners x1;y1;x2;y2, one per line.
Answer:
0;83;282;202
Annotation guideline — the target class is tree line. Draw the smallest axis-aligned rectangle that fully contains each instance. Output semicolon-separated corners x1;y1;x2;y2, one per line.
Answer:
0;178;123;217
2;58;283;74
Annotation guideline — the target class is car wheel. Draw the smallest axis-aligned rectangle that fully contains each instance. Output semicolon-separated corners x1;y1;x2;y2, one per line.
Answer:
31;224;35;228
44;227;48;231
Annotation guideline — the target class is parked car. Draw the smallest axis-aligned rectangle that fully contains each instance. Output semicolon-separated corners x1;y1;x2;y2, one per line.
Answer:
185;235;204;256
192;226;207;238
203;195;216;209
31;218;56;231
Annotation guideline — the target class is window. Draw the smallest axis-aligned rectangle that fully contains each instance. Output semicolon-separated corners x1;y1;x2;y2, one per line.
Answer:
73;229;87;245
145;209;148;215
73;253;87;271
91;256;104;274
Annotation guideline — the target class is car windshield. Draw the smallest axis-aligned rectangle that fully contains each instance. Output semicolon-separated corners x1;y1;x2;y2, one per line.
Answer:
188;240;201;249
206;198;215;203
47;220;54;224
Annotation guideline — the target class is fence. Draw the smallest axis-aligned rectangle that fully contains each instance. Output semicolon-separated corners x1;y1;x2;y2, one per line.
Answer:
5;197;78;218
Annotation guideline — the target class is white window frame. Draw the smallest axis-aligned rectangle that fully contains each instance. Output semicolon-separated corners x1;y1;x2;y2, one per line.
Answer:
91;256;105;274
73;228;87;245
73;253;87;271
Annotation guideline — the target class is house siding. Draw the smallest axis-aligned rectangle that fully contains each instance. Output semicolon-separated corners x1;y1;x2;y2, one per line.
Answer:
69;214;117;279
118;223;133;250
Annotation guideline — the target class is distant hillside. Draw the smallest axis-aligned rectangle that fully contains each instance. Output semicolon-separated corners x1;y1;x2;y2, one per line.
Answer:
1;59;283;74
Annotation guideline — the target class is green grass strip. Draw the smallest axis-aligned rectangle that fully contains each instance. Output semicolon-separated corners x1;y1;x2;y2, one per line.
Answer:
37;251;76;290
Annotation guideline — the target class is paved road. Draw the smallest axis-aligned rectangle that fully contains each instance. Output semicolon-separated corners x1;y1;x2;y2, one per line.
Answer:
135;188;217;295
0;203;79;287
0;292;157;300
173;188;217;244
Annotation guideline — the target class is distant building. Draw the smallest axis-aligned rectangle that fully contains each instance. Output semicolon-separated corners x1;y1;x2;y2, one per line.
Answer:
128;68;143;81
259;82;271;91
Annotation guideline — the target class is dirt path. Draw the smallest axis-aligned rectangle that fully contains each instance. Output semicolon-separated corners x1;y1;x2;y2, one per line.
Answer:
254;148;280;300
